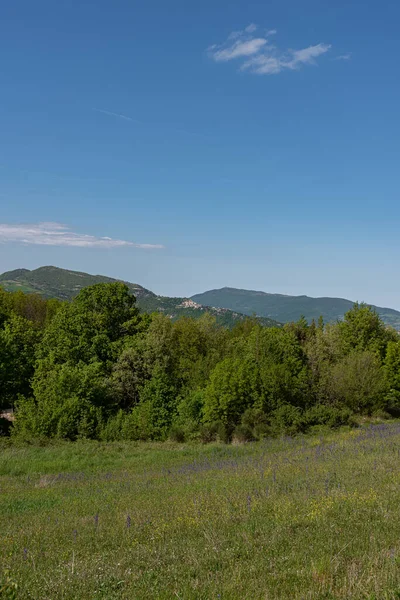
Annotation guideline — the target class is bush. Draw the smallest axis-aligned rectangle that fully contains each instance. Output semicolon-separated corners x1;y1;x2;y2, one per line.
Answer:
322;351;387;414
169;424;186;443
100;410;125;442
172;390;205;441
240;407;269;440
203;358;260;427
300;405;354;430
177;390;205;424
198;421;230;443
232;424;254;443
216;421;231;443
241;407;268;430
199;423;217;443
270;404;303;436
384;390;400;418
129;402;158;441
253;422;271;440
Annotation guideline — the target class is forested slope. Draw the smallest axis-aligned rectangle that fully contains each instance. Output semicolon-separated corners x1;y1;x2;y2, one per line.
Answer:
192;287;400;329
0;266;279;328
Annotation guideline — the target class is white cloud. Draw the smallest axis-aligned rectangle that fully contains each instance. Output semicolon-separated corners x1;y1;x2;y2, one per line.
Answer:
0;222;164;249
245;23;258;33
334;53;351;61
212;38;268;62
208;25;331;75
92;108;135;121
288;43;331;67
241;55;282;75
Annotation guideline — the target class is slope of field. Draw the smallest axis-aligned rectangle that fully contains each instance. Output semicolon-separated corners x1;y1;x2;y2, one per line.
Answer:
1;423;400;599
0;267;280;328
192;286;400;328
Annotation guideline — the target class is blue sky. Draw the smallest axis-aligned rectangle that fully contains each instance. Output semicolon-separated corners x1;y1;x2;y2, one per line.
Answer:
1;0;400;307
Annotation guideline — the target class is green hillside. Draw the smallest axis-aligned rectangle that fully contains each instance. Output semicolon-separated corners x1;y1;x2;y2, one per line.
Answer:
191;286;400;329
0;267;280;328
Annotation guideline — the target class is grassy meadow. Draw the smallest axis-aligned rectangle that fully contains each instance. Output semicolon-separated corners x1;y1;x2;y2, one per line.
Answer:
1;424;400;599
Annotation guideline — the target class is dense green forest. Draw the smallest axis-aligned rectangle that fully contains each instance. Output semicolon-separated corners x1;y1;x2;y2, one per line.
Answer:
1;282;400;442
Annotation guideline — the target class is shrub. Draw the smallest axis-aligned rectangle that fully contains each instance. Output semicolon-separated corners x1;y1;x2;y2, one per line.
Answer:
169;425;186;443
198;421;230;443
216;421;231;444
240;407;270;440
241;407;268;430
253;423;271;440
270;404;303;436
232;424;254;444
129;402;158;441
199;423;216;444
177;390;205;425
300;405;354;430
203;358;260;427
322;351;387;414
100;410;125;442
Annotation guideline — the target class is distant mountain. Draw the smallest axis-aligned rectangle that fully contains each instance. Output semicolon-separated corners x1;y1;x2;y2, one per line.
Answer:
0;267;280;329
191;287;400;330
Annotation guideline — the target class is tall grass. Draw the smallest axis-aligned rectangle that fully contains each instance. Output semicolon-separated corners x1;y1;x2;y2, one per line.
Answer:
1;424;400;599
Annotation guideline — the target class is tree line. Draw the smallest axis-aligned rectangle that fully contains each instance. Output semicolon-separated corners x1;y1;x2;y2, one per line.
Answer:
1;282;400;442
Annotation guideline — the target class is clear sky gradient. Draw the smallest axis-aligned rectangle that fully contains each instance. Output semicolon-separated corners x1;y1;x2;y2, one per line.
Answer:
1;0;399;307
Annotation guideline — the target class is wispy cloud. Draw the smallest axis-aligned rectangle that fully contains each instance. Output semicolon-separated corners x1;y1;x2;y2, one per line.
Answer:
0;223;164;249
245;23;258;34
92;107;212;140
334;53;351;61
212;38;268;62
208;25;331;75
92;108;142;124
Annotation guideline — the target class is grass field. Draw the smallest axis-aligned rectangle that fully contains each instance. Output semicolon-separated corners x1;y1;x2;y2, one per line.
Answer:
1;424;400;599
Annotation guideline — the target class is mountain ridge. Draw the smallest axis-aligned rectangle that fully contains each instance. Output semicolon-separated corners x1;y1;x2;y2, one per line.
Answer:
3;266;400;329
191;287;400;329
0;266;280;329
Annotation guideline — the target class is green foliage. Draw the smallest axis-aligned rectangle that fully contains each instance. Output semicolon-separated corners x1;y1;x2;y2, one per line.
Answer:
110;345;150;409
203;358;261;427
232;423;254;443
321;351;387;413
37;282;141;365
173;390;205;440
0;570;18;600
270;404;303;435
240;407;270;439
300;405;355;430
137;367;178;439
384;341;400;415
0;314;40;409
338;302;393;357
14;387;105;442
169;424;186;443
0;283;399;443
